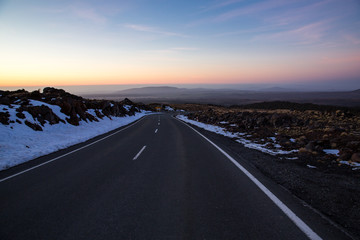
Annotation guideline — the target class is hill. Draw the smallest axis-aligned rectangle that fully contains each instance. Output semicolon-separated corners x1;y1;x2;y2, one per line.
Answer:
83;86;360;107
0;87;152;170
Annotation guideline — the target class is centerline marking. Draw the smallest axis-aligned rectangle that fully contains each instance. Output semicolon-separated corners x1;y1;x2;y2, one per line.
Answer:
155;129;158;134
133;145;146;160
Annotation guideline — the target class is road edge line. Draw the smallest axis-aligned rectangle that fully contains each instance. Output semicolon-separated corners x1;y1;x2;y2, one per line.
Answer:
175;117;322;240
0;115;147;183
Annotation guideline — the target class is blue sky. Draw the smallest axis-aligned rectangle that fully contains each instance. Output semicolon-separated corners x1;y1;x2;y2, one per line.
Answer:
0;0;359;88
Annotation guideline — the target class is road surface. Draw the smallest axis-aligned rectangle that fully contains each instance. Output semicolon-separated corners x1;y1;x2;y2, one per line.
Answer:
0;114;352;239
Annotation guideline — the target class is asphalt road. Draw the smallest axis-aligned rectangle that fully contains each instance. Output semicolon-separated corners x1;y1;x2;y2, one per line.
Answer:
0;114;353;239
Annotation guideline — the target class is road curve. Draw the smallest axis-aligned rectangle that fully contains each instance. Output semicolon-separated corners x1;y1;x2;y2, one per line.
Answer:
0;114;352;239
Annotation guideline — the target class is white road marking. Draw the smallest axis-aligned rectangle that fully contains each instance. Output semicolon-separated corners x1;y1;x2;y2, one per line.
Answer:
176;117;322;240
155;129;158;134
158;122;160;125
0;116;146;183
133;145;146;160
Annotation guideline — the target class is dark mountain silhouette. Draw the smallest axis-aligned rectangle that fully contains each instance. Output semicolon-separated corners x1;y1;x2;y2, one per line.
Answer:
258;87;299;92
83;86;360;107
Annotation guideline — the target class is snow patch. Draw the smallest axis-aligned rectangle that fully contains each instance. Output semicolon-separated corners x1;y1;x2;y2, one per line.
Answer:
339;161;360;167
164;106;174;111
0;101;152;170
29;100;68;120
323;149;340;156
177;115;297;156
123;105;131;111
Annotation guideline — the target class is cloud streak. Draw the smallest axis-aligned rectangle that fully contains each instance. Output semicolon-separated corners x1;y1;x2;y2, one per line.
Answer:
199;0;244;13
252;20;332;46
34;5;108;24
213;0;294;22
71;7;107;24
124;24;188;37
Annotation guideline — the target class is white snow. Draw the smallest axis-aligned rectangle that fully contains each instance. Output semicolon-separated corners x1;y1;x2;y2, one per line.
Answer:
164;106;174;111
123;105;131;111
323;149;340;156
0;101;152;170
339;160;360;167
306;164;317;169
176;115;239;138
339;160;360;170
219;121;229;124
29;100;68;120
177;115;298;156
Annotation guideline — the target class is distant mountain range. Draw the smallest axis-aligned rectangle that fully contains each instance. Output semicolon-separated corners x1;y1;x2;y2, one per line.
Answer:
83;86;360;107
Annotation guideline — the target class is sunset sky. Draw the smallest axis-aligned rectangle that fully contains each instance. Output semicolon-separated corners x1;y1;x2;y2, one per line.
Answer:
0;0;360;88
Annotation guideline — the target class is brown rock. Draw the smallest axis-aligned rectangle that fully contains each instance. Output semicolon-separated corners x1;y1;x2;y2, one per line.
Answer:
60;102;72;115
339;151;352;161
0;96;11;105
305;141;315;151
0;112;10;125
16;112;26;119
351;153;360;163
25;120;43;131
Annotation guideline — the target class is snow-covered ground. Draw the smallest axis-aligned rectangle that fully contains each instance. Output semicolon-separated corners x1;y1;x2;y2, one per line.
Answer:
176;115;297;156
0;101;152;170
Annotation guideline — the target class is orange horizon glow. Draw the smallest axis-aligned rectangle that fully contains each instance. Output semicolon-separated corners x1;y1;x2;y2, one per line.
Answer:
1;1;359;89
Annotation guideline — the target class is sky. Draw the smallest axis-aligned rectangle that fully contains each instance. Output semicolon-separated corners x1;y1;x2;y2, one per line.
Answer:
0;0;360;89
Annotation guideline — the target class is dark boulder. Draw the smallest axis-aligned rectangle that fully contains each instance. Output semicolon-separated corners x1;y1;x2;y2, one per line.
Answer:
25;120;42;131
0;112;10;125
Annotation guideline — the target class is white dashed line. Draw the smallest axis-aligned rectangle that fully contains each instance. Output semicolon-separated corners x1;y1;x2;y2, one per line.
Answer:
133;145;146;160
155;129;158;134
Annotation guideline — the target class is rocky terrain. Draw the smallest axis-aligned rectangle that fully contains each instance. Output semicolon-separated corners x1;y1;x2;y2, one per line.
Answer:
173;102;360;238
0;87;152;130
173;102;360;170
0;87;154;170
